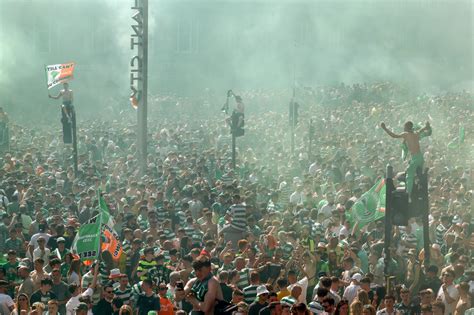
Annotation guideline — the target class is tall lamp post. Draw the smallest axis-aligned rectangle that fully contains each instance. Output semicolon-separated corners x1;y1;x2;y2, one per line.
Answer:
130;0;149;175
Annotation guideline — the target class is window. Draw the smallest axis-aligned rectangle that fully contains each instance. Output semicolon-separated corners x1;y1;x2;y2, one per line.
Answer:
35;23;51;53
176;19;200;53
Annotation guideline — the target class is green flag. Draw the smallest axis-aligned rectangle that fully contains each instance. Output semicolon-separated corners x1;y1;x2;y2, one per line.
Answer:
72;214;101;261
97;191;123;261
350;179;386;227
459;125;465;144
448;125;465;149
98;191;115;228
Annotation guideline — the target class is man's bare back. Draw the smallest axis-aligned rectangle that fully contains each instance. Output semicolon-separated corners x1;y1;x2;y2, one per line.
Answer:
381;121;430;156
402;132;421;155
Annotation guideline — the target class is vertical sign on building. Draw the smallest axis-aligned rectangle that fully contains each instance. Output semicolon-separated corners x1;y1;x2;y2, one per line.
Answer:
130;0;148;175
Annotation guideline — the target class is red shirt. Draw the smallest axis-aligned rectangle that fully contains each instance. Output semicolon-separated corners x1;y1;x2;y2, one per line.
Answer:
159;296;174;315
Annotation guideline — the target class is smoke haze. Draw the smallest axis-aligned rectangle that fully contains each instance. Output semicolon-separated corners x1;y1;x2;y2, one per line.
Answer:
0;0;472;121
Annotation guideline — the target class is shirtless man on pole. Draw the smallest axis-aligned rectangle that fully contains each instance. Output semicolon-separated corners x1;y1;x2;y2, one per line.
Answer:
49;82;74;123
380;121;431;196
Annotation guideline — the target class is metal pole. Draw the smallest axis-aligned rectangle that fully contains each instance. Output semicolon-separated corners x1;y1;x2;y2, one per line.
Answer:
72;107;78;177
384;164;394;291
137;0;148;176
421;169;430;267
290;106;295;156
309;119;313;159
232;132;236;170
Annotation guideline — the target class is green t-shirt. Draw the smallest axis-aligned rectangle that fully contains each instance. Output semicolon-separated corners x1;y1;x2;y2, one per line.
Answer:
4;261;19;283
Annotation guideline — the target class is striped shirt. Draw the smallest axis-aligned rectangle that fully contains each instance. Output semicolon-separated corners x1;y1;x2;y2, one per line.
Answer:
175;211;186;227
401;232;418;255
122;240;132;254
312;222;325;236
279;182;292;207
436;224;448;245
266;201;283;213
281;295;297;306
192;231;204;246
123;240;132;268
137;259;158;281
236;268;250;289
156;207;168;225
184;226;195;238
131;281;144;303
114;285;132;305
99;261;110;286
243;284;259;304
138;214;149;230
229;203;247;231
221;174;234;187
163;229;176;241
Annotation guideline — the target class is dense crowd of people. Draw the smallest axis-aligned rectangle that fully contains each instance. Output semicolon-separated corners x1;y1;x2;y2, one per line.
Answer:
0;82;472;315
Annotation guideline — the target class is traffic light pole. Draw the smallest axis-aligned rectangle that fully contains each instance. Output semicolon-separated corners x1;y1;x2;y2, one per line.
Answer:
290;107;295;156
384;164;394;293
290;87;296;156
71;107;78;177
309;119;313;159
420;169;431;267
231;131;236;170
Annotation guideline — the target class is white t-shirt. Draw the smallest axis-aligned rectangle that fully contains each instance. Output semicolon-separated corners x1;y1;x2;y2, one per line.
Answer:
33;247;51;265
288;277;308;304
319;203;335;220
309;163;319;176
66;287;93;315
437;284;459;315
342;284;360;304
289;191;305;206
0;293;14;309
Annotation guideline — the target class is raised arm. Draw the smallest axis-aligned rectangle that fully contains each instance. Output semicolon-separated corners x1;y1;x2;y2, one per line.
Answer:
380;122;404;139
416;121;431;135
49;91;63;100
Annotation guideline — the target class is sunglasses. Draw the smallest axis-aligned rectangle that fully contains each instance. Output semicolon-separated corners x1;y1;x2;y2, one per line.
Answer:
106;290;114;294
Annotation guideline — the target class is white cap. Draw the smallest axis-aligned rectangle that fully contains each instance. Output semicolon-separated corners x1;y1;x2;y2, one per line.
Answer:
351;273;363;282
256;285;270;296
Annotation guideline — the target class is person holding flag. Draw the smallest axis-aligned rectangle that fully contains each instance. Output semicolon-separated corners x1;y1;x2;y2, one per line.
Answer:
49;82;74;123
49;82;74;144
380;121;431;197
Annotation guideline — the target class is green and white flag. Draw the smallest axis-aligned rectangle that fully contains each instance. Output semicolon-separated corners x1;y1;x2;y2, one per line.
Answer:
98;191;115;228
350;179;386;227
97;191;123;261
72;214;101;261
